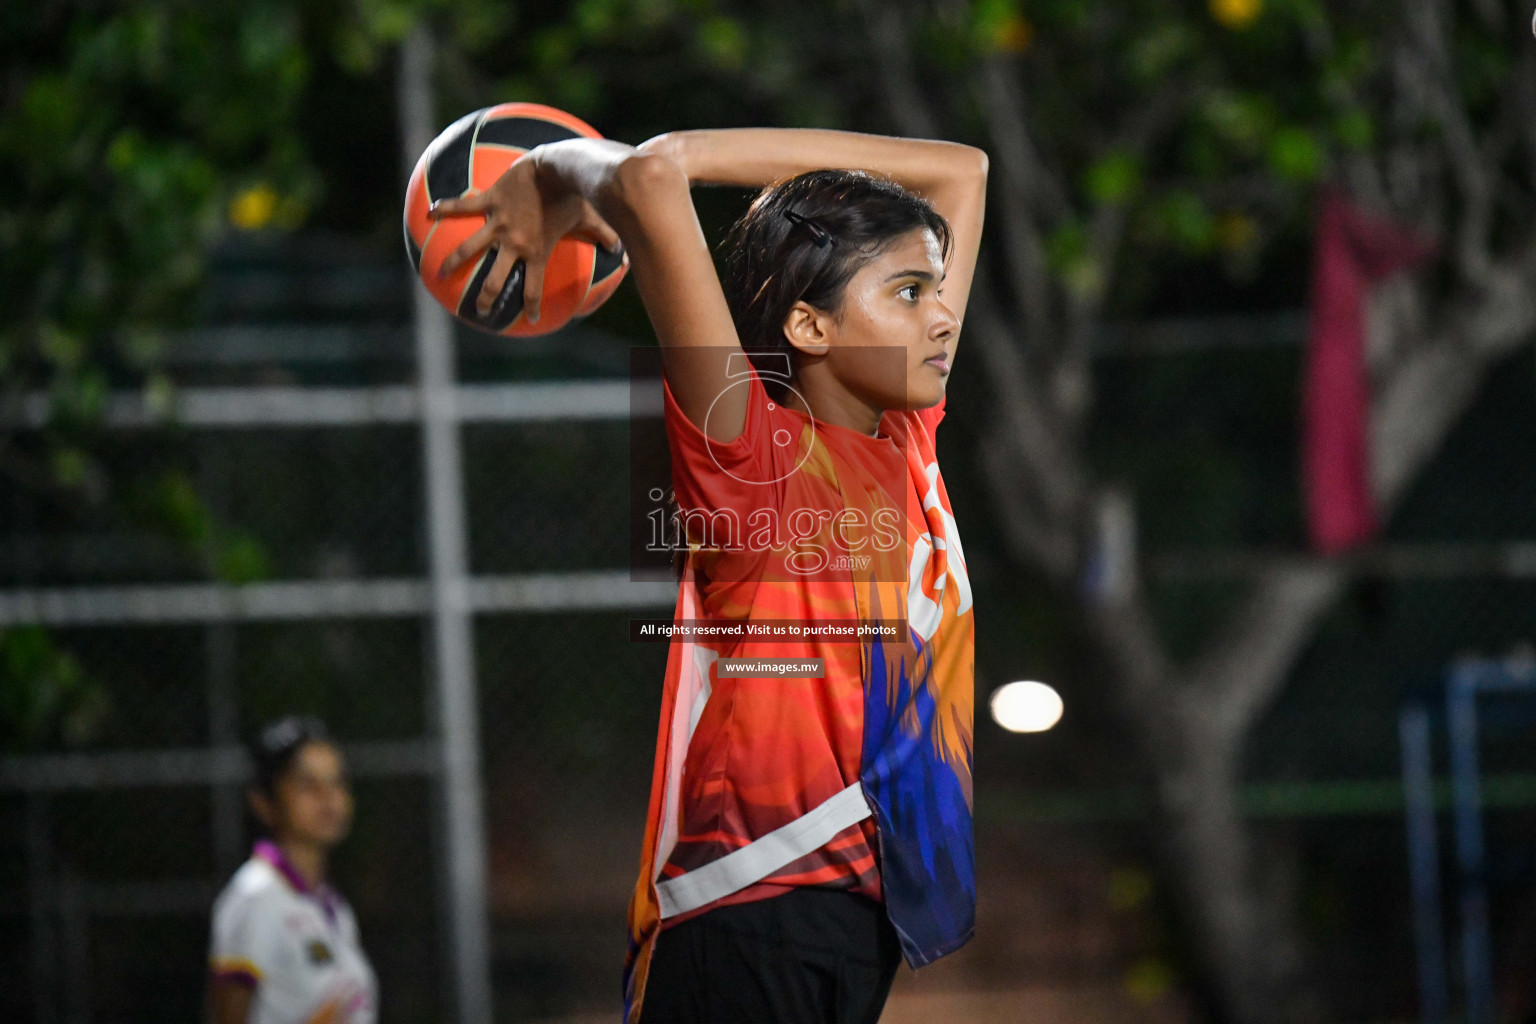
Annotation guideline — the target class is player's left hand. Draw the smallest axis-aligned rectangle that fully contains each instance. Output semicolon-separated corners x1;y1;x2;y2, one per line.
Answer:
429;157;620;322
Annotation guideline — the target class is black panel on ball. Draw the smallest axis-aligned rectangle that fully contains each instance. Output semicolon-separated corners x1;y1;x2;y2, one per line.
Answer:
592;243;625;284
474;116;583;151
425;109;481;203
456;248;526;332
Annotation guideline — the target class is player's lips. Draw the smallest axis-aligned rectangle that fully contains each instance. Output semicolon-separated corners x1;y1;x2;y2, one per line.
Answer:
923;354;950;374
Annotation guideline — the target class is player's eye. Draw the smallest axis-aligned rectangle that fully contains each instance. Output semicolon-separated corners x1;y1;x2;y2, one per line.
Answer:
898;283;920;302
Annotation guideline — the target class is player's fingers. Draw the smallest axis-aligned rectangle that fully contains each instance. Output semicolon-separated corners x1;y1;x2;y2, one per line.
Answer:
438;223;495;280
522;258;545;324
570;217;622;254
476;247;521;317
428;190;486;219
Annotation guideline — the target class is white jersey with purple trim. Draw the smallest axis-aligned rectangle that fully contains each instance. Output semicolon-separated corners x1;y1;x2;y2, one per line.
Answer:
209;842;377;1024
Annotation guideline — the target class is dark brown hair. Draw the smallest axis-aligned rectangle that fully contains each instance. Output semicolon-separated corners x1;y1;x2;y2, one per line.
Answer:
249;715;332;798
720;169;953;399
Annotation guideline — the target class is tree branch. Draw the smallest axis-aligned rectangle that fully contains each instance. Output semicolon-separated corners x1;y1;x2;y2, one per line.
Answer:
1193;563;1344;745
1372;250;1536;505
1403;0;1494;277
975;58;1060;355
850;0;938;138
1190;253;1536;740
963;292;1088;574
1058;82;1186;431
1514;48;1536;197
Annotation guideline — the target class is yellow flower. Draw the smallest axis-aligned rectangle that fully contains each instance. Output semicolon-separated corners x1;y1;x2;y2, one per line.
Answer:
228;185;279;231
1210;0;1262;30
991;13;1033;53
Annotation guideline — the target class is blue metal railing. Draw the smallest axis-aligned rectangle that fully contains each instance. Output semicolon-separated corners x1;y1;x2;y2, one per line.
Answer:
1401;656;1536;1024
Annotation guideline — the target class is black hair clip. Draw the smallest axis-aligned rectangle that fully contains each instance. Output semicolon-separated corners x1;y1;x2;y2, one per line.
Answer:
783;209;833;248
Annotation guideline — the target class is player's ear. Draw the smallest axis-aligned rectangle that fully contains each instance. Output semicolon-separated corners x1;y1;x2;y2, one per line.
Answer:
782;301;831;357
247;787;276;830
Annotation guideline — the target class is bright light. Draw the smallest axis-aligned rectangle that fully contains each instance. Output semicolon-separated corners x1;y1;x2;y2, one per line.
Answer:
989;680;1064;733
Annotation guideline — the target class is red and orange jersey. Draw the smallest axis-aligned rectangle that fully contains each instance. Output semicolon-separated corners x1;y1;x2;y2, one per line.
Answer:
624;366;975;1023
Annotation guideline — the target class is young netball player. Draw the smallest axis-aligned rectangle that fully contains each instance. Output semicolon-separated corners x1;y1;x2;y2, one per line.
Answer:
207;717;377;1024
432;127;985;1023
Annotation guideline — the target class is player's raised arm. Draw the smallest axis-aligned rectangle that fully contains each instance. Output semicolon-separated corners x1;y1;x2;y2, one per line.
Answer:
639;129;988;325
429;140;748;442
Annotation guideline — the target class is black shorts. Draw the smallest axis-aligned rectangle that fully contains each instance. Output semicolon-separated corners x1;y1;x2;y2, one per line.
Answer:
639;888;903;1024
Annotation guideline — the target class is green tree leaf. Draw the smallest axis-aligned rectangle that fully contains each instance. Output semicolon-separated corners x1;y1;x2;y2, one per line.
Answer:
1267;126;1323;181
1085;151;1144;206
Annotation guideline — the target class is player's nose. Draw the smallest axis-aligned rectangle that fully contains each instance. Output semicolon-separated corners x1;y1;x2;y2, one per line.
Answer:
929;300;959;341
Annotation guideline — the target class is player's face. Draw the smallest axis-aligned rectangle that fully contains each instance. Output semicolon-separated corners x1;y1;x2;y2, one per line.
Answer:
270;742;353;850
823;228;957;412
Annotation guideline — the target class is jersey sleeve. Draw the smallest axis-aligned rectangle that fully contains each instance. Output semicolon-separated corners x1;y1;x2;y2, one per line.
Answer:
662;368;776;520
210;893;285;989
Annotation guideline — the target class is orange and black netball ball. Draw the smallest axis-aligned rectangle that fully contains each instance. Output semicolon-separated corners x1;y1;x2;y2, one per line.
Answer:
402;103;629;336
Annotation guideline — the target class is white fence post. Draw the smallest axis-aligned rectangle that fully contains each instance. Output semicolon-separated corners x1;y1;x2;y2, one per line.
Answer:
398;25;494;1024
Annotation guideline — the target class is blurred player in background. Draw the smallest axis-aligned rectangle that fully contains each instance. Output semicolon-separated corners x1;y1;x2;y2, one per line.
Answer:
207;717;377;1024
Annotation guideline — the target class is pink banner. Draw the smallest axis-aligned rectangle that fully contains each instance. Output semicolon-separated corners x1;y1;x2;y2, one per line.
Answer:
1303;190;1433;554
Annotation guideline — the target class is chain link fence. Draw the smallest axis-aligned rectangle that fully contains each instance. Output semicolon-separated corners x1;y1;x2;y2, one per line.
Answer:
2;230;1533;1024
0;219;678;1024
